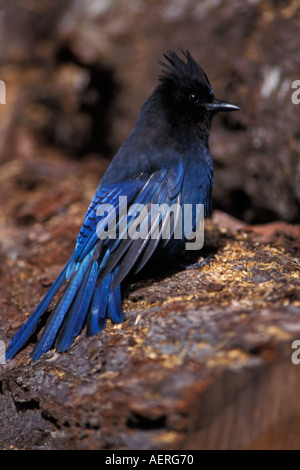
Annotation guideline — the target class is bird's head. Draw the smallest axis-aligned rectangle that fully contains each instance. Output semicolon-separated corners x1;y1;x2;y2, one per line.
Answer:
157;50;240;132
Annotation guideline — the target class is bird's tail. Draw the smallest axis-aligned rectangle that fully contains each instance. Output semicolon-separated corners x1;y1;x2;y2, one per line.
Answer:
6;249;123;361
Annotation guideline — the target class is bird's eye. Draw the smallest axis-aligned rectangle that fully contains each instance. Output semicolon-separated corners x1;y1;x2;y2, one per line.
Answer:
189;93;199;104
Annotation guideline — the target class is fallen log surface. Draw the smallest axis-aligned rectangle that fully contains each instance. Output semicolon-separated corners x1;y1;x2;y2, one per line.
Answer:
1;191;299;449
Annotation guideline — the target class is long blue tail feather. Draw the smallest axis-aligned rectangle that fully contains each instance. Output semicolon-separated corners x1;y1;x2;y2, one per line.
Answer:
30;252;94;360
85;267;123;338
5;261;71;360
86;282;104;336
107;271;123;324
55;259;99;352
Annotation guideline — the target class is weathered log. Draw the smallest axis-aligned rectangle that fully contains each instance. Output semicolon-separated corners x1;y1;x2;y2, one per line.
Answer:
1;192;299;449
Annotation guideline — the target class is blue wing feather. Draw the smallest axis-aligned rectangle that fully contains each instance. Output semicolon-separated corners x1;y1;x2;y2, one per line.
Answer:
30;251;94;360
5;261;71;360
7;162;186;360
55;259;99;352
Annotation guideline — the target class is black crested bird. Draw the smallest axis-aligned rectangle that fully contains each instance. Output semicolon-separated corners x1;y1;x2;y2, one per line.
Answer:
6;50;240;360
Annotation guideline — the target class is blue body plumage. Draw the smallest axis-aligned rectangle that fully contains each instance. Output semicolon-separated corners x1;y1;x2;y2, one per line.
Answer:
6;50;240;360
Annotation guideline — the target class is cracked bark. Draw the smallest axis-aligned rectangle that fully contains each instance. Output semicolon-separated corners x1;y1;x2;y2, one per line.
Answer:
1;211;300;449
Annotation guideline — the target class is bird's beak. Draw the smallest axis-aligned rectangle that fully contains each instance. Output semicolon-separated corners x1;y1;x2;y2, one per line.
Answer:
204;98;241;112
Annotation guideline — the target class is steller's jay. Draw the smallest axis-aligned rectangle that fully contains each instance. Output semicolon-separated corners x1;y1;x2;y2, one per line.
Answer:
6;50;240;360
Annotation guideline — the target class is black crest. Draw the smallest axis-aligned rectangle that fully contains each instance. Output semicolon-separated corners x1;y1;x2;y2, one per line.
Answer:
158;50;214;100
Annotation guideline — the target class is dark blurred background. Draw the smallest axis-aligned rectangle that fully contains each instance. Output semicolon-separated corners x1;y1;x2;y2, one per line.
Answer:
0;0;299;225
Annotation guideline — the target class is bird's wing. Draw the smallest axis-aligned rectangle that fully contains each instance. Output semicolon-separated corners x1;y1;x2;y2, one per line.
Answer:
75;160;185;344
6;161;185;360
5;180;141;360
95;160;185;288
74;180;141;263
